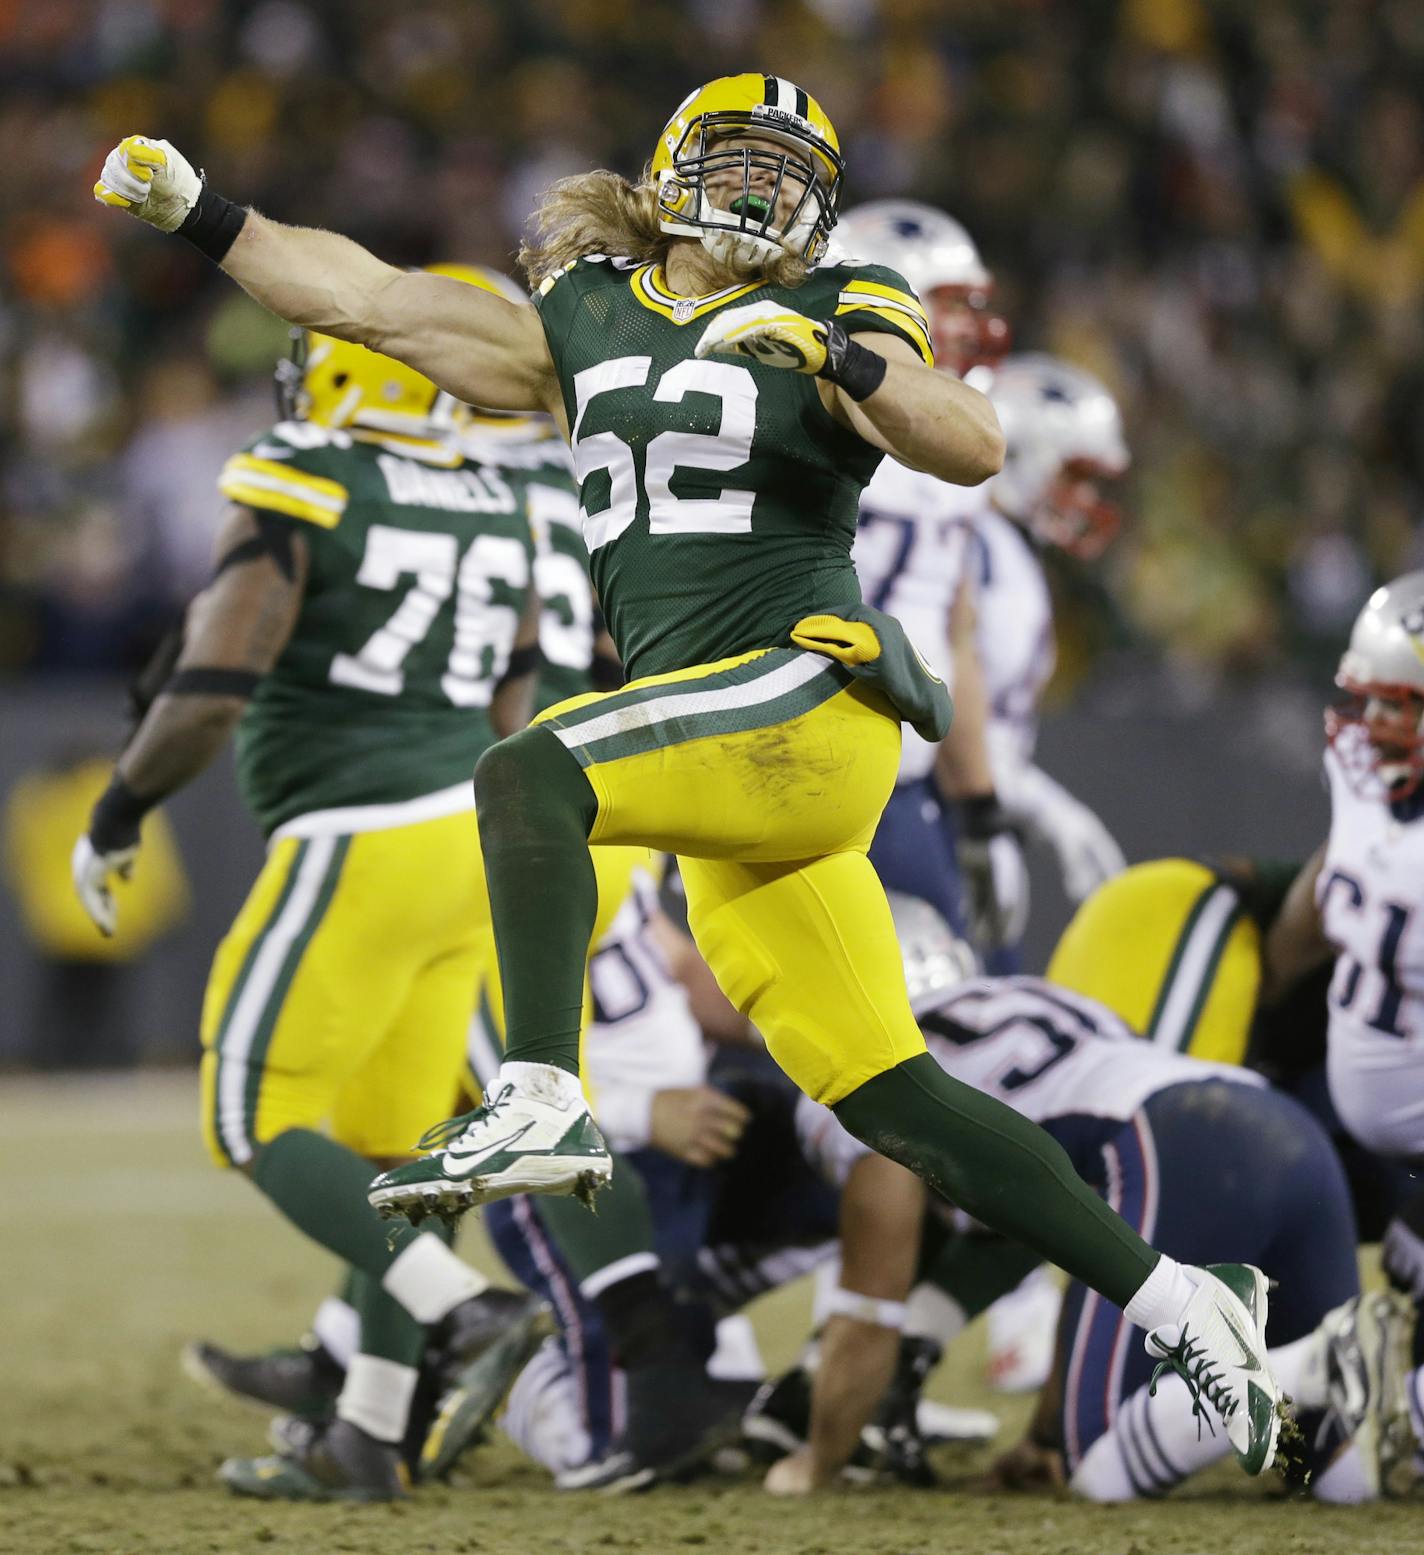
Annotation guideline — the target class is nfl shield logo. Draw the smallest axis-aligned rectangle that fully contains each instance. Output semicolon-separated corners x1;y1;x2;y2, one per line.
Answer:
673;298;695;323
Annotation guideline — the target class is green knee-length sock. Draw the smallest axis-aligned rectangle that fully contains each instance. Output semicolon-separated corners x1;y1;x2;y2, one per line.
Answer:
252;1128;437;1279
834;1055;1157;1309
536;1155;699;1366
474;727;600;1077
344;1223;456;1369
347;1270;424;1368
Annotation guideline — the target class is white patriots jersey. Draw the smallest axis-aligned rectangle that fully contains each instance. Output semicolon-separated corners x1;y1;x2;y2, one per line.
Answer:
968;509;1056;771
582;870;707;1153
852;458;979;784
1320;735;1424;1157
797;977;1259;1189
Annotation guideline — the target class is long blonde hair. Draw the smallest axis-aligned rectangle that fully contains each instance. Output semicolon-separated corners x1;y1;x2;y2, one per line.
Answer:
518;168;809;290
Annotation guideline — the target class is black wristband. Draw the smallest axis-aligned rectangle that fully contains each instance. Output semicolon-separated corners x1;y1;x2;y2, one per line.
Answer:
89;773;155;854
817;317;888;402
955;793;1013;841
499;644;543;683
164;667;262;698
176;183;248;263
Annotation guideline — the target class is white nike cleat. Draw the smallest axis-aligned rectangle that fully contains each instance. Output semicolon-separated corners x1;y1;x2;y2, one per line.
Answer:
368;1064;612;1223
1145;1262;1282;1476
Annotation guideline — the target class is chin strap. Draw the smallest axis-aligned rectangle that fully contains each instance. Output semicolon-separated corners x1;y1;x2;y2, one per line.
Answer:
700;225;782;272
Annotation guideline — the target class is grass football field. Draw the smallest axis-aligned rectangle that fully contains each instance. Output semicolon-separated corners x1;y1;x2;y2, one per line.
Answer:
2;1072;1415;1555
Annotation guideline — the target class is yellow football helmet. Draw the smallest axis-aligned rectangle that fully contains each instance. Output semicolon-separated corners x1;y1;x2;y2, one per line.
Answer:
276;263;527;444
1047;859;1261;1065
651;73;844;268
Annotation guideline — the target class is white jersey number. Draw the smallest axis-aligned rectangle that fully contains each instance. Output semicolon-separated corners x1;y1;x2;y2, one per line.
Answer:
528;482;596;673
330;524;529;707
570;356;758;552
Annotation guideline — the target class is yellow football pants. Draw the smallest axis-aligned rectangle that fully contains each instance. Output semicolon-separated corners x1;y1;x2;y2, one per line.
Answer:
535;646;928;1105
200;807;647;1167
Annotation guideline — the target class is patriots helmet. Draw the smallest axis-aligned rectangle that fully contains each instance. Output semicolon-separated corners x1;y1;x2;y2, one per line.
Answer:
1327;572;1424;800
984;353;1130;559
834;200;1009;375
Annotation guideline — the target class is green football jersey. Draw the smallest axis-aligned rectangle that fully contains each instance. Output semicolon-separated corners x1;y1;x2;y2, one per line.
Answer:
533;254;934;680
470;435;597;714
217;423;537;835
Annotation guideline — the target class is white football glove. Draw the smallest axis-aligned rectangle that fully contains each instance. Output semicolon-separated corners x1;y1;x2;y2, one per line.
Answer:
71;833;140;938
93;135;201;232
694;301;832;374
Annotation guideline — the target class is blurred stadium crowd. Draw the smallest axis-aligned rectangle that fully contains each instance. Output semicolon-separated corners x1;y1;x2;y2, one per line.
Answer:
3;0;1423;683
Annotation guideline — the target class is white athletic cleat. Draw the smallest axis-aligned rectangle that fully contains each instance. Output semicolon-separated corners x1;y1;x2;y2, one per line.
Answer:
368;1064;612;1223
1145;1262;1282;1476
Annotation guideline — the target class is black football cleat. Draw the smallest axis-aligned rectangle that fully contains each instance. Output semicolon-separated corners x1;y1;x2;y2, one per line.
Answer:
219;1416;409;1501
561;1359;749;1493
421;1295;555;1481
431;1287;550;1389
182;1335;344;1419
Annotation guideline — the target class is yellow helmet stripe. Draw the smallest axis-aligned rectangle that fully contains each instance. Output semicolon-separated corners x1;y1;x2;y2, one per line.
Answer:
218;456;348;528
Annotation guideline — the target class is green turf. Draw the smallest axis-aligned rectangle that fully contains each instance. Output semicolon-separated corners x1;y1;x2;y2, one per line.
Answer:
1;1073;1415;1554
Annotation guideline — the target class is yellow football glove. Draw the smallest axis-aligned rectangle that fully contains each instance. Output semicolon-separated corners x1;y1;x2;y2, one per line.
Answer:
695;301;889;401
93;135;202;232
694;301;830;375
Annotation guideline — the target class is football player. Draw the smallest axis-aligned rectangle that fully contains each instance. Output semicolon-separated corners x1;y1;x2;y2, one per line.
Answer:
173;291;677;1493
1258;572;1424;1471
95;73;1282;1472
778;899;1404;1502
71;274;555;1501
462;413;764;1490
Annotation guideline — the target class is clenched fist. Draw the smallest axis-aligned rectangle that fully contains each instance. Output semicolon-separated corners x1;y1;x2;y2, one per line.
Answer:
94;135;201;231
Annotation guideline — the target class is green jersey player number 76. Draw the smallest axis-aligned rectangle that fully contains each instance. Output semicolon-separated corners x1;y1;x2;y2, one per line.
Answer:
95;71;1283;1476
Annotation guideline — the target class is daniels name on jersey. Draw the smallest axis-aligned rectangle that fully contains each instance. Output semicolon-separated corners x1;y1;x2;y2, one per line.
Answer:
376;455;517;514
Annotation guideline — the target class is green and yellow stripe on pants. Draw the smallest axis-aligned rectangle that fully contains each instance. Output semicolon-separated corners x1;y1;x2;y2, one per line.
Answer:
201;835;349;1167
